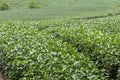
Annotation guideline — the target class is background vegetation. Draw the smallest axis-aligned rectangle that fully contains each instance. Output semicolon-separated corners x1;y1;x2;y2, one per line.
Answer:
0;0;120;20
0;2;10;11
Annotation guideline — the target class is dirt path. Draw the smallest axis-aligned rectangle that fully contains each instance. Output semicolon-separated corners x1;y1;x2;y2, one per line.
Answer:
0;73;6;80
0;65;6;80
0;72;4;80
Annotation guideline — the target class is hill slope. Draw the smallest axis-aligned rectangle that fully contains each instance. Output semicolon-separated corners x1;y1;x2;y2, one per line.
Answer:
0;0;120;20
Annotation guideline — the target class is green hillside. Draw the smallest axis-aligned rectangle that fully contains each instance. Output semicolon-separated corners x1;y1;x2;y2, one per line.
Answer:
0;0;120;80
0;0;120;20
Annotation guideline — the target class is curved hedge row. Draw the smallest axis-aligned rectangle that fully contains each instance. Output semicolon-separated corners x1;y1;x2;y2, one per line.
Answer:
0;21;106;80
47;19;120;79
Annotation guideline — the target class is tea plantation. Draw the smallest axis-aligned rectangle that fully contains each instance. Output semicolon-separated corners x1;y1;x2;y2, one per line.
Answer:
0;18;120;80
0;0;120;20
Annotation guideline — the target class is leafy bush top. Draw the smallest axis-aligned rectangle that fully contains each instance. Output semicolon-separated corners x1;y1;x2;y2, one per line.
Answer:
28;1;40;9
0;21;106;80
0;2;10;11
0;18;120;79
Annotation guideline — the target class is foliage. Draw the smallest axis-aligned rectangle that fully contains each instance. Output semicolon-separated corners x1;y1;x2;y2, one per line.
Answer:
108;12;114;16
28;1;40;9
0;21;106;80
0;2;10;11
0;0;120;20
46;19;120;80
0;18;120;79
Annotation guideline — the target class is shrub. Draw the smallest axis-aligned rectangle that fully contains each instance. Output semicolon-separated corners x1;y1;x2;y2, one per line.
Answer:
108;12;114;16
0;21;106;80
28;1;40;9
0;2;10;11
116;5;120;10
47;19;120;80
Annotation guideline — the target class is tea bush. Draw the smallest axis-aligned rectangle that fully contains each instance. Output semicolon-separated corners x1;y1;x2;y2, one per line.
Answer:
28;1;40;9
0;2;10;11
47;19;120;79
0;21;106;80
0;19;120;79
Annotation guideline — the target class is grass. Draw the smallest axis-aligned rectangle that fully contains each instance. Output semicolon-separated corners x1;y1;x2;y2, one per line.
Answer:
0;0;120;20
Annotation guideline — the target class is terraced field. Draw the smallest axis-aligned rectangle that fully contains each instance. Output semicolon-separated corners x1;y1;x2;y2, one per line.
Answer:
0;0;120;20
0;0;120;80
